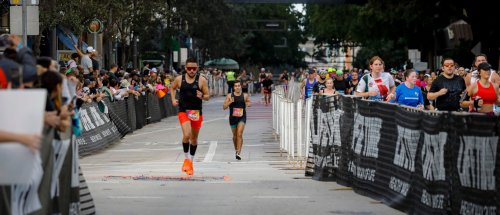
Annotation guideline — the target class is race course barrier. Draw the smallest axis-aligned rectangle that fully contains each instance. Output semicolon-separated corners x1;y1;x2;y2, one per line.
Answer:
305;94;500;214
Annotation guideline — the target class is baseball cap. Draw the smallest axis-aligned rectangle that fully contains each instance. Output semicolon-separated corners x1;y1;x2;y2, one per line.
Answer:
336;70;343;76
150;68;157;73
260;68;266;72
120;79;130;88
477;62;491;71
318;69;328;75
86;46;96;53
328;68;334;73
424;74;431;78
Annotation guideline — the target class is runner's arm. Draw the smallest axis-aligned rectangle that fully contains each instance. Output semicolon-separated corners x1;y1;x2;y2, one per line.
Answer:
170;76;181;105
200;76;210;101
245;93;251;107
223;94;232;110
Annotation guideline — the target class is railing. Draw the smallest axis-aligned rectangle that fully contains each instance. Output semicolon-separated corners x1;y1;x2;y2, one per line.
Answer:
272;80;312;167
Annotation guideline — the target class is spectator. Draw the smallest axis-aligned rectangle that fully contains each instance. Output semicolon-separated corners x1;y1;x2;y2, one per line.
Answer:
394;69;424;109
74;45;94;79
66;53;79;70
466;62;499;114
333;70;351;95
355;56;396;101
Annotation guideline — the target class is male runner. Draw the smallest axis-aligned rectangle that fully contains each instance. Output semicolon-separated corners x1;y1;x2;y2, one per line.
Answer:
171;58;210;175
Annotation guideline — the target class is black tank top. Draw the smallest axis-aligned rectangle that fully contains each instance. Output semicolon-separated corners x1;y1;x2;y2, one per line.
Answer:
229;92;246;118
179;73;202;114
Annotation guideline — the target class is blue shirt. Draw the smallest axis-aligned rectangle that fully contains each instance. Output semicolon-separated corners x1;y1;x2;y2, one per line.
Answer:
395;83;424;107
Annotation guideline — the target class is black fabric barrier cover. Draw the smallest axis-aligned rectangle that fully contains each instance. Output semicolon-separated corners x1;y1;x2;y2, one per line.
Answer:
159;96;168;118
306;94;500;214
148;94;162;123
449;113;500;215
411;111;451;214
135;95;146;129
126;97;137;131
77;102;121;156
106;98;132;136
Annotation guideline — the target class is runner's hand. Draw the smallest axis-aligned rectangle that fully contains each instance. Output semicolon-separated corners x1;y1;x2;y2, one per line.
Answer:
196;90;203;99
172;99;179;107
438;88;448;96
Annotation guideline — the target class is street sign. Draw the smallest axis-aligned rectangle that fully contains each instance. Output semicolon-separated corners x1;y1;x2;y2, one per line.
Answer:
9;6;39;35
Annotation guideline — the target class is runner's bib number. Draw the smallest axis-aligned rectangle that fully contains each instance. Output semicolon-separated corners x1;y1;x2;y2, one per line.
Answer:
186;110;200;121
232;108;244;117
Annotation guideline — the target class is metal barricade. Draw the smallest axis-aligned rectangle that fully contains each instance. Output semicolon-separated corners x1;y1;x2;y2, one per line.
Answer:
272;80;312;167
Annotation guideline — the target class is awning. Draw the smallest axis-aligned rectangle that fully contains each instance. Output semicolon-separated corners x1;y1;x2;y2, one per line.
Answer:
56;26;89;50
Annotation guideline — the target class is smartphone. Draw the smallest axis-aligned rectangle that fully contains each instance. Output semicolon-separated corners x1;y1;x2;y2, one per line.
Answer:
10;66;23;89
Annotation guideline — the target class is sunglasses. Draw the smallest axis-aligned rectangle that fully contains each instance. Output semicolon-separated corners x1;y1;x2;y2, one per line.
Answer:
186;67;198;71
443;64;454;68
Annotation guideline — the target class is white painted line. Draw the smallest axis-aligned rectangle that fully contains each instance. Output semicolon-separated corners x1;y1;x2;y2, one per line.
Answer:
245;144;265;147
107;147;181;152
128;117;226;137
203;141;218;163
108;196;164;199
252;196;310;199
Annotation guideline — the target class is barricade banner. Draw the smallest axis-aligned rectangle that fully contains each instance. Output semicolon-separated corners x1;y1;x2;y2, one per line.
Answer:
135;95;146;129
411;111;450;214
126;97;137;131
159;96;168;118
148;94;162;123
308;95;342;180
77;102;121;156
306;94;500;214
449;113;499;215
106;98;131;136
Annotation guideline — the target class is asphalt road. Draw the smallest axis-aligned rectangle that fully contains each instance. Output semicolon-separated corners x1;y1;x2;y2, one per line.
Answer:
80;94;404;215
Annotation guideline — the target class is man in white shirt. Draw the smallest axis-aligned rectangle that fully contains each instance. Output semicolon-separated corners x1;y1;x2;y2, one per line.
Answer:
81;46;94;78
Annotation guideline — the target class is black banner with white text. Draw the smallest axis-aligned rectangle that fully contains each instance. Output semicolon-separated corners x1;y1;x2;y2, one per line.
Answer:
307;95;500;214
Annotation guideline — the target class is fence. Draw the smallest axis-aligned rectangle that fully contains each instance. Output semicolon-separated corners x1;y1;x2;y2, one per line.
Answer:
0;92;178;215
207;74;255;97
272;80;312;167
302;94;500;214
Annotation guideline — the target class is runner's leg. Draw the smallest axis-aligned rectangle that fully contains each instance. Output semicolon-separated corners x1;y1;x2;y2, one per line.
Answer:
236;122;245;155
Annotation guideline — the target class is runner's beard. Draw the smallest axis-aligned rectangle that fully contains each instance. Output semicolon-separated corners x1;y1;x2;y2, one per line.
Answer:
187;72;196;78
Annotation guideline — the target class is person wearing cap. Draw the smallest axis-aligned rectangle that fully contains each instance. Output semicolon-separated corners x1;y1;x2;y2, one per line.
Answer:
74;44;94;79
465;54;500;89
466;62;499;114
278;69;289;90
301;69;317;100
90;48;100;76
312;69;328;94
333;69;351;95
427;57;466;111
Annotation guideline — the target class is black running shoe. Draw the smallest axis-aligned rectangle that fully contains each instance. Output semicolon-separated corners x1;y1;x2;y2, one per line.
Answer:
235;154;241;160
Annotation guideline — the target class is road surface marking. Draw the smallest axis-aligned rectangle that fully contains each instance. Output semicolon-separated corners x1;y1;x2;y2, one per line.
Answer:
108;196;164;199
128;117;226;137
203;141;218;162
252;196;310;199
